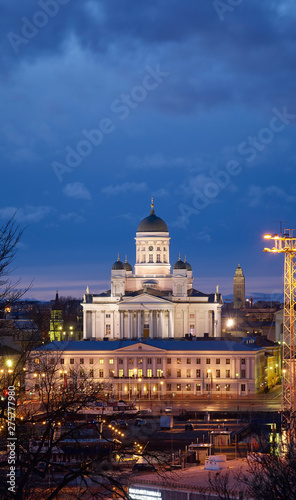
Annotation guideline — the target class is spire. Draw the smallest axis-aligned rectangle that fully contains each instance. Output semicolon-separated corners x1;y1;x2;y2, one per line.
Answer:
150;197;155;215
125;255;127;263
184;255;187;263
178;252;181;261
117;253;120;261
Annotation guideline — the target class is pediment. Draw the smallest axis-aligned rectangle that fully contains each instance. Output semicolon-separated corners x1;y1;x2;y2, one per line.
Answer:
120;293;169;306
115;342;165;353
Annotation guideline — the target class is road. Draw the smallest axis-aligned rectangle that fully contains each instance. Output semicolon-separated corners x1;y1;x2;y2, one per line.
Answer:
137;386;282;413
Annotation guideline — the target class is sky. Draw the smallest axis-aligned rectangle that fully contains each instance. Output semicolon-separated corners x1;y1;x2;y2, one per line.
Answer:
1;0;296;301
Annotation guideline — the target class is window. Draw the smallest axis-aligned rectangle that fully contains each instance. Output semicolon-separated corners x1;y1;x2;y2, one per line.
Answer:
156;254;161;263
147;369;152;378
225;384;230;391
119;358;123;365
99;359;104;364
157;369;163;377
141;256;146;263
157;247;161;251
50;358;54;365
149;254;153;263
109;369;114;377
106;324;111;335
35;358;39;364
226;369;230;378
177;369;181;378
167;369;171;377
216;384;221;392
186;384;191;391
196;369;201;377
109;359;114;365
119;369;123;378
216;370;220;378
167;358;171;364
80;359;84;365
206;358;210;364
157;358;161;364
241;384;246;392
177;358;181;364
163;257;167;263
106;314;111;318
177;384;181;391
190;325;195;334
60;358;64;364
167;383;171;391
138;369;143;377
128;369;134;377
142;247;145;251
129;358;133;365
147;358;152;365
189;314;195;319
163;247;166;251
90;369;94;377
186;369;191;378
226;358;230;365
206;383;211;391
216;358;220;364
138;358;143;365
70;359;74;365
89;358;94;364
241;369;246;378
99;369;104;378
241;358;246;365
196;384;201;392
196;358;201;364
187;358;191;364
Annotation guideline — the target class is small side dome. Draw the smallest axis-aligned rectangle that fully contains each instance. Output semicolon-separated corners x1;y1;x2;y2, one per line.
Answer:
173;255;187;270
185;256;192;271
112;254;124;270
123;256;132;272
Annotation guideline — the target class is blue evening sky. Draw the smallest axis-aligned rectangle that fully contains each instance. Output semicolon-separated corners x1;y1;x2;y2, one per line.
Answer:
1;0;295;300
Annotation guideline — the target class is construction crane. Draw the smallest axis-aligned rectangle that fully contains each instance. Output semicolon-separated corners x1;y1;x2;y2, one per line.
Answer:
263;229;296;429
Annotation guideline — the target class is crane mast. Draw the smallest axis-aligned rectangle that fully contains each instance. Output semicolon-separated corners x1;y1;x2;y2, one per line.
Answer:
264;230;296;428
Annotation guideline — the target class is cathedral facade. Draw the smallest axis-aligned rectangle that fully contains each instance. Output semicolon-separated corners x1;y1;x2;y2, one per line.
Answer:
82;201;223;341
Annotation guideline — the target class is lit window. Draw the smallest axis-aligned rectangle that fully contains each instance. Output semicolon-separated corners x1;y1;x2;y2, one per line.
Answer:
99;369;104;378
35;358;39;364
177;384;181;391
147;369;152;378
187;358;191;364
167;369;171;377
186;384;191;391
129;358;133;365
177;369;181;377
99;359;104;364
196;384;201;391
177;358;181;364
109;359;114;365
119;369;123;378
225;384;230;391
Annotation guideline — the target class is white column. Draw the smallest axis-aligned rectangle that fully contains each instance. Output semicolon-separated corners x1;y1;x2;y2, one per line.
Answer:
168;310;174;338
159;311;163;338
215;307;221;337
138;311;142;338
119;311;123;339
149;310;153;338
100;311;105;338
128;311;132;339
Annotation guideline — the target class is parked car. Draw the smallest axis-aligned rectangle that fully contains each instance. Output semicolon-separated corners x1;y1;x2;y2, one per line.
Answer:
135;418;146;426
109;420;117;427
185;423;194;431
132;462;156;472
165;406;172;414
118;420;128;429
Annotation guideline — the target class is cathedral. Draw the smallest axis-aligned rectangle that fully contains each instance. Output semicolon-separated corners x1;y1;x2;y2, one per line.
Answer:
82;200;223;340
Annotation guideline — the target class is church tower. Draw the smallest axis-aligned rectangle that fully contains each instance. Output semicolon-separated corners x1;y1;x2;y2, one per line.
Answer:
233;264;245;309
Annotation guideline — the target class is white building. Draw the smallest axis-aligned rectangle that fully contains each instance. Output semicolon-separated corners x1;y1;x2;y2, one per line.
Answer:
83;200;223;340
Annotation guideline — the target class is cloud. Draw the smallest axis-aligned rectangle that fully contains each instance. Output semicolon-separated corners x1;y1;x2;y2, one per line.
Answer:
246;185;296;207
0;205;55;223
63;182;92;200
60;213;84;223
102;182;148;196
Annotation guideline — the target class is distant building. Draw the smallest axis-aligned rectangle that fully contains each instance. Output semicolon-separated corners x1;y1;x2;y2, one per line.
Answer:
49;291;64;342
233;264;245;309
82;200;223;340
